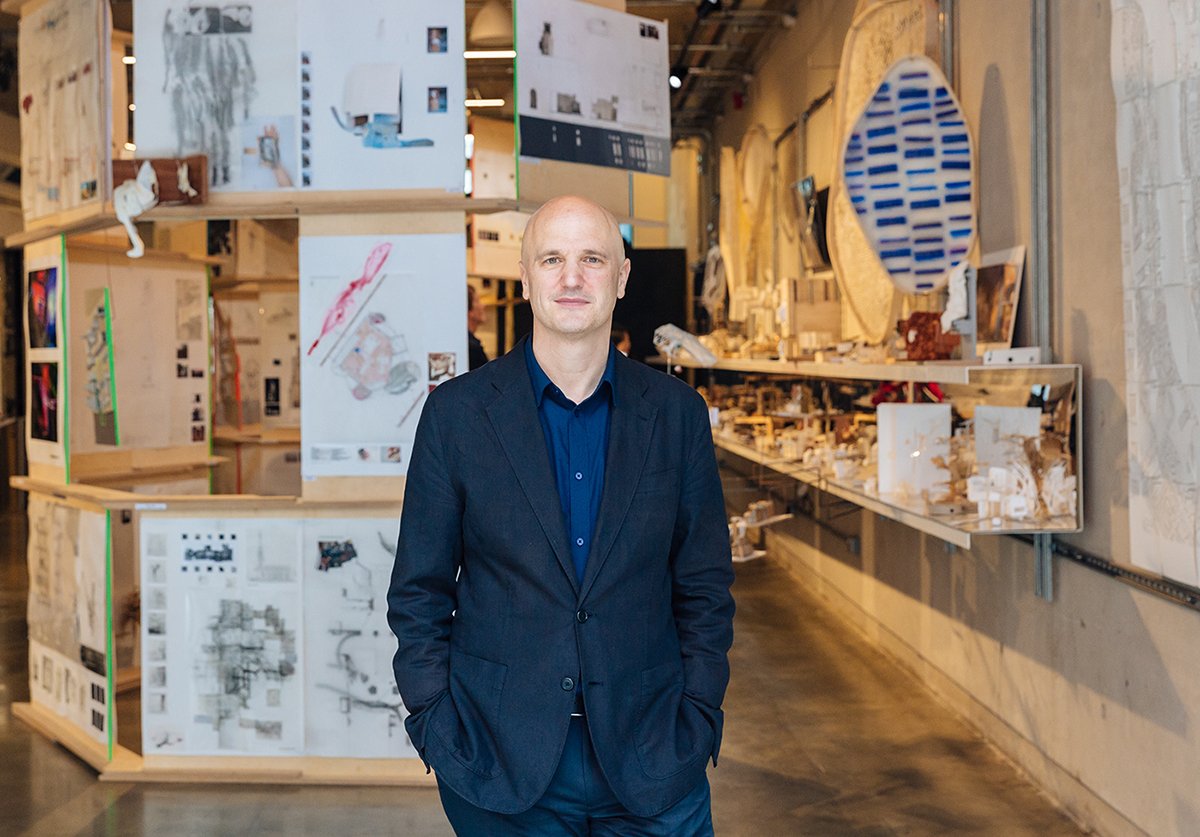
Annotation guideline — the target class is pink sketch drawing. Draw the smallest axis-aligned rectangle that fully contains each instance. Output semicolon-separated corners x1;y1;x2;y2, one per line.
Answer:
334;313;419;401
307;242;392;356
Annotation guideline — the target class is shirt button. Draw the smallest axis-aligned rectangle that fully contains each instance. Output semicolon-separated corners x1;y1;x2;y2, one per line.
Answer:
576;537;584;547
576;610;589;623
561;677;575;691
575;472;583;480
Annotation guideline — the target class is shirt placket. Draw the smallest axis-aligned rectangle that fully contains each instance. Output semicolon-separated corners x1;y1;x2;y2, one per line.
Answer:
568;406;588;583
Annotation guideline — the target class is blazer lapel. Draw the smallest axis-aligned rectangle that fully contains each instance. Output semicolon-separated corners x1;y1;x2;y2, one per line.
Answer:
484;344;578;594
579;358;657;601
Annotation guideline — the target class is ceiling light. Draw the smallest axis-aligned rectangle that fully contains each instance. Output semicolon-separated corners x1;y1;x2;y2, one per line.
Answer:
465;49;516;59
470;0;513;48
696;0;723;19
465;98;506;108
122;55;136;65
669;65;689;89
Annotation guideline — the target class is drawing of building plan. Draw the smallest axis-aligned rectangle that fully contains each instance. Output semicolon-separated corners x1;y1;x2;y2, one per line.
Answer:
517;0;670;174
18;0;109;222
302;517;415;758
26;495;110;745
1111;0;1200;585
299;233;466;478
140;516;305;756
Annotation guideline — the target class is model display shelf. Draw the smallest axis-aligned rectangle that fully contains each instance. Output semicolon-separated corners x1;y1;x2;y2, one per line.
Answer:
678;358;1083;548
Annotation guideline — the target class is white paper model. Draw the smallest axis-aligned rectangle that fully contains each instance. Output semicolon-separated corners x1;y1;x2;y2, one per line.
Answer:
973;405;1040;473
1111;0;1200;585
876;402;951;500
302;517;417;758
26;496;110;746
140;516;305;756
300;233;466;478
517;0;670;175
18;0;109;222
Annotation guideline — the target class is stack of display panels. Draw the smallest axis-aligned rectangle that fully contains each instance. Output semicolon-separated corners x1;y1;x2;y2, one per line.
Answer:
139;510;418;762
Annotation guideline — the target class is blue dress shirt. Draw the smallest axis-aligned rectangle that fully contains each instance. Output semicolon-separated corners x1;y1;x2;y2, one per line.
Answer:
525;339;615;585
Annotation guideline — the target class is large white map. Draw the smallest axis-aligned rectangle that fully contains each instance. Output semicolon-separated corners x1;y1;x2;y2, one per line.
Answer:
1111;0;1200;586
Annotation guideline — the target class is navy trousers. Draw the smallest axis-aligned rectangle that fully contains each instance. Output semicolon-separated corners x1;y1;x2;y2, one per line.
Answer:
436;717;715;836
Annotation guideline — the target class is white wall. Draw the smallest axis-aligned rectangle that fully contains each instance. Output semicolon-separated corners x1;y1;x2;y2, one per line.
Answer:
713;1;1200;834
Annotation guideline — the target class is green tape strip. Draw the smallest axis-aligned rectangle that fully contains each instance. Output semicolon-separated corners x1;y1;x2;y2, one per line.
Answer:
104;509;114;762
103;286;120;446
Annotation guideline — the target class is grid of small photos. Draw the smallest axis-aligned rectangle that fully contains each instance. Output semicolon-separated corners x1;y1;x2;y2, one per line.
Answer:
141;529;241;726
300;52;313;188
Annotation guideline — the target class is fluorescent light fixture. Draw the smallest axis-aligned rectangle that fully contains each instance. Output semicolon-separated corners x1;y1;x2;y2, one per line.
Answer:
122;55;136;64
465;98;506;108
465;133;475;159
465;49;516;59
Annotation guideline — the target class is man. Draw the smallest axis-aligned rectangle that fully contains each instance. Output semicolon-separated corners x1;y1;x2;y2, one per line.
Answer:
388;195;735;834
467;284;489;370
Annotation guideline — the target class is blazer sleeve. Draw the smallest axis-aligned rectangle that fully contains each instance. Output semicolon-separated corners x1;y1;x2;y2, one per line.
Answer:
670;394;736;715
387;391;463;747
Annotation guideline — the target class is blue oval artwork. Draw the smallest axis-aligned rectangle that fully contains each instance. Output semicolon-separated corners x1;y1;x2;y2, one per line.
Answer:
841;55;976;294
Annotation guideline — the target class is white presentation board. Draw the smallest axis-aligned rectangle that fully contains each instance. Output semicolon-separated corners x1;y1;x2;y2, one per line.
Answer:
300;233;466;478
516;0;670;175
133;0;464;194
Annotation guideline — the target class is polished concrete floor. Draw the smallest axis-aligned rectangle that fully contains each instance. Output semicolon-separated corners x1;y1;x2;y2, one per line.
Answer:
0;509;1081;836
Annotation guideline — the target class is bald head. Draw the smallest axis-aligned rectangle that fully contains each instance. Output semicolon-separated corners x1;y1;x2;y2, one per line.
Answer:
520;195;626;266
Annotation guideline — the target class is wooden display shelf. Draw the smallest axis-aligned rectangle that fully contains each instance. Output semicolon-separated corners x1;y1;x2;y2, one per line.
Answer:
651;353;1081;387
7;194;526;249
10;475;402;513
714;435;1081;549
12;700;433;787
213;424;302;445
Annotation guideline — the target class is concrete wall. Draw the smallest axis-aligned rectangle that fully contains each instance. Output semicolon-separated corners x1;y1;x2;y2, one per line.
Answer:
712;1;1199;834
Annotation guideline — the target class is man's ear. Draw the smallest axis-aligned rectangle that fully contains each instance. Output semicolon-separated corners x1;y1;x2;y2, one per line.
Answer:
519;263;530;300
616;258;631;299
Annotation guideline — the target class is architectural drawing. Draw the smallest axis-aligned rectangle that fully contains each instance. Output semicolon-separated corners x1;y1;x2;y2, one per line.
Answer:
140;517;304;755
1111;0;1200;585
303;518;415;758
18;0;108;222
296;0;464;191
25;496;109;745
134;0;299;191
517;0;671;174
81;288;117;446
300;234;466;478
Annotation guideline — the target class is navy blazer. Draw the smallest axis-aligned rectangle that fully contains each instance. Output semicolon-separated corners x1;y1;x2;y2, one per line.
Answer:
388;337;735;817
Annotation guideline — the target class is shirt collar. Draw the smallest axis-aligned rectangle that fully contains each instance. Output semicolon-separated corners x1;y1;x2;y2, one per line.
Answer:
525;337;617;408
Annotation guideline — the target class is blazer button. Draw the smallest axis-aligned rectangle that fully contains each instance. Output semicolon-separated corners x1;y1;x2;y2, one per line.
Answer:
576;610;589;623
561;677;575;691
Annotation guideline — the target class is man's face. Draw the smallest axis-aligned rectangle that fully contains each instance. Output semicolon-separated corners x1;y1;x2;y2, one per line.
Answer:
520;199;630;341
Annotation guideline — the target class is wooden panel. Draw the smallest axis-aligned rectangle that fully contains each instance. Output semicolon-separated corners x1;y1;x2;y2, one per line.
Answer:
301;475;406;504
298;211;465;238
518;158;630;219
